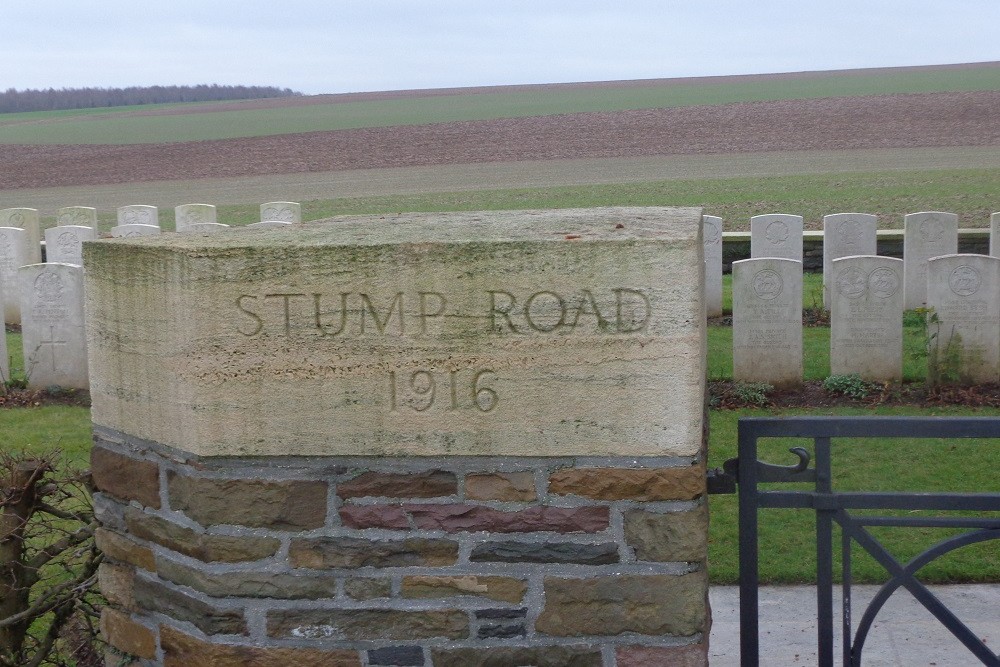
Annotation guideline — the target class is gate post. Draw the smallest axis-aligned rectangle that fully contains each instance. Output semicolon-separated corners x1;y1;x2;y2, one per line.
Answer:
85;208;712;666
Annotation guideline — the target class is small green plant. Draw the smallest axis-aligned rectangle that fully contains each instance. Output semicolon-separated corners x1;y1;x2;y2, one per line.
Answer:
823;374;877;399
924;310;966;387
732;381;773;407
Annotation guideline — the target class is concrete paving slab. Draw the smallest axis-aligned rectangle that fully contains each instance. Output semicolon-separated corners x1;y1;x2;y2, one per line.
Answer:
710;585;1000;666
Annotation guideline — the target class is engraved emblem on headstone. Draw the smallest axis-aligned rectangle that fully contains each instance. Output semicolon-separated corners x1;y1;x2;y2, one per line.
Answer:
703;219;721;244
836;266;867;298
124;209;151;225
59;210;87;226
949;265;981;296
57;231;81;256
868;267;900;299
34;271;64;304
9;212;24;226
264;206;293;222
184;211;205;225
838;220;862;249
123;230;143;238
765;221;789;245
919;217;945;242
751;269;783;300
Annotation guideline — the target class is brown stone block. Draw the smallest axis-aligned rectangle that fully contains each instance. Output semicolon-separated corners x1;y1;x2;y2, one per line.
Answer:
616;643;708;667
548;465;705;501
133;577;247;636
343;577;392;600
156;558;338;599
536;570;707;637
465;472;537;501
431;645;603;667
99;607;156;660
337;470;457;499
339;504;410;529
160;624;361;667
125;508;281;563
267;608;468;641
168;473;328;530
289;536;459;568
97;562;136;611
91;446;161;509
624;505;709;562
407;504;609;533
401;575;527;603
95;527;156;571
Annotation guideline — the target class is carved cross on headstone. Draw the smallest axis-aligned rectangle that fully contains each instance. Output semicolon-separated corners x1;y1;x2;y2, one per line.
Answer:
38;326;67;371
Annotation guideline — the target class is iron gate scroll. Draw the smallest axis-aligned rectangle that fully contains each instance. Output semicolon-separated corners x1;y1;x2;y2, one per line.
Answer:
726;416;1000;666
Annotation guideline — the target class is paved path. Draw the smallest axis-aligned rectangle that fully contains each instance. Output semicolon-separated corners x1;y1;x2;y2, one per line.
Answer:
709;585;1000;666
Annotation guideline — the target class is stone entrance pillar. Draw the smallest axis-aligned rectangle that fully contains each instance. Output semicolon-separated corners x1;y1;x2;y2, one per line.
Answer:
85;207;710;667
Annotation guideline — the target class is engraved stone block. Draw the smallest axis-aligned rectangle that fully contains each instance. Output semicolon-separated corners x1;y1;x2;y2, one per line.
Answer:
19;263;88;389
822;213;877;309
703;215;723;317
260;201;301;223
830;255;903;381
750;213;803;263
57;206;98;231
903;211;958;309
84;207;705;458
732;257;802;387
44;225;96;265
110;224;161;239
174;203;217;232
0;208;42;263
117;205;159;228
0;226;30;325
926;254;1000;384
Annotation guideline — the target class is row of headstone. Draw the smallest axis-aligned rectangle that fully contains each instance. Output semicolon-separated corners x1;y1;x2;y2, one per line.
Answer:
704;210;1000;317
732;253;1000;386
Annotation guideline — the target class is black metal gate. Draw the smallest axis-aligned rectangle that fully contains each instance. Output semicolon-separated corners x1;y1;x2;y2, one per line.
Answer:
720;416;1000;666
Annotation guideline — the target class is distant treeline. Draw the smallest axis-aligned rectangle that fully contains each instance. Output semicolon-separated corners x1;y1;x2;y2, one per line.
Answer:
0;84;300;113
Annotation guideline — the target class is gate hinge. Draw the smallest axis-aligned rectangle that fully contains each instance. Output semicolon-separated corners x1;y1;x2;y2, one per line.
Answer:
707;457;739;494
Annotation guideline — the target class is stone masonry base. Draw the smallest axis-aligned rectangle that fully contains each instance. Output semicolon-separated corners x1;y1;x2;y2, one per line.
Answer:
91;426;709;667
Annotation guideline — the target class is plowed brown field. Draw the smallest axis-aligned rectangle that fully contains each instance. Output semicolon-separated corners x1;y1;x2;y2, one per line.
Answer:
2;91;998;191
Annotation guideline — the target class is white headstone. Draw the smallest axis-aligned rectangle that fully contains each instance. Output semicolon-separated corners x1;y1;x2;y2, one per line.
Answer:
902;211;958;310
732;257;803;387
822;213;878;309
246;221;293;229
19;263;88;390
110;224;161;239
0;208;42;264
830;255;903;381
175;204;217;232
750;214;803;263
57;206;98;231
703;215;723;317
0;227;30;325
44;226;96;265
260;201;301;223
926;254;1000;385
991;212;999;258
117;205;159;228
178;222;230;234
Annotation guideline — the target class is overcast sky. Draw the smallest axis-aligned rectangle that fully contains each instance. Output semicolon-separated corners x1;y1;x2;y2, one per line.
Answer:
3;1;999;95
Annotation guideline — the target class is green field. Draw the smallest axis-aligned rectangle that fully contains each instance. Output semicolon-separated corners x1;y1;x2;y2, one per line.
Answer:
2;64;998;144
